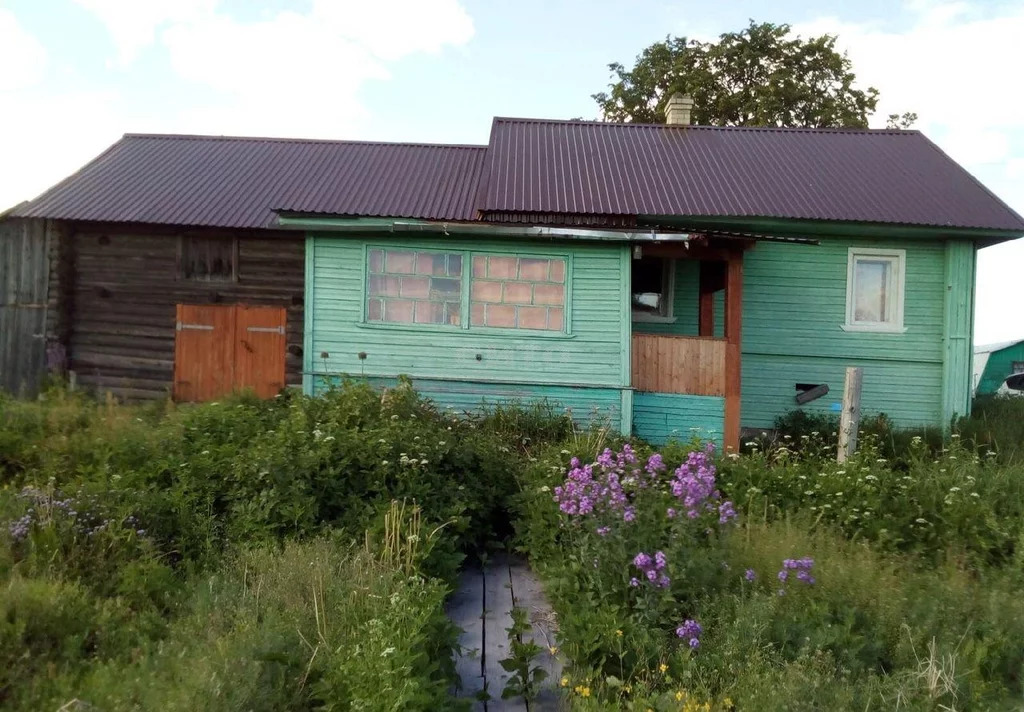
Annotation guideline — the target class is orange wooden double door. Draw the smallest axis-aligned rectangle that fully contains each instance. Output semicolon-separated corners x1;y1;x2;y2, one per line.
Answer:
173;304;286;401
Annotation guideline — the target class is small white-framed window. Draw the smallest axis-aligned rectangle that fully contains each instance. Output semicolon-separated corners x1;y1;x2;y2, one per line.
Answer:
843;247;906;333
631;256;675;322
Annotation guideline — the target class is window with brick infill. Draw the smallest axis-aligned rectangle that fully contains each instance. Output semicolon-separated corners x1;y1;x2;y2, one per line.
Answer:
469;255;566;331
366;248;462;325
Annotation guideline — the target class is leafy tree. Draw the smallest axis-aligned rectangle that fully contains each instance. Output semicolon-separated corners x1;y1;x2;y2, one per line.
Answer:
886;111;918;130
593;21;880;128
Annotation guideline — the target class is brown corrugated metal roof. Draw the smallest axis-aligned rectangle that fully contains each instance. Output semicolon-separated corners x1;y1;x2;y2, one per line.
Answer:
480;118;1024;232
10;119;1024;234
13;134;487;228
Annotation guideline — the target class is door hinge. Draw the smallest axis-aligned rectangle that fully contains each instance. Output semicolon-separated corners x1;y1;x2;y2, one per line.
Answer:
176;322;214;331
246;326;285;334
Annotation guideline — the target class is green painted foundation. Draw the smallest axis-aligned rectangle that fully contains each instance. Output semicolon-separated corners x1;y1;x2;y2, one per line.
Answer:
632;392;725;447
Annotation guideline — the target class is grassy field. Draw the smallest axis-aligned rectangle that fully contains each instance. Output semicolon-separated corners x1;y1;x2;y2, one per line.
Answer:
2;385;1023;710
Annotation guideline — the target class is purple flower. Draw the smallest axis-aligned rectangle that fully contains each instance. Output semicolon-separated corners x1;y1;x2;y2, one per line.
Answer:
623;506;636;523
634;550;669;588
718;500;737;524
666;507;677;518
596;526;611;537
744;569;756;582
676;619;703;639
629;577;640;587
646;453;666;475
689;637;700;649
777;570;788;582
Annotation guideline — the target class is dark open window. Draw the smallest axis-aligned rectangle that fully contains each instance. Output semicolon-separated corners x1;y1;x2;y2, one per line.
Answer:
181;236;236;281
631;255;672;318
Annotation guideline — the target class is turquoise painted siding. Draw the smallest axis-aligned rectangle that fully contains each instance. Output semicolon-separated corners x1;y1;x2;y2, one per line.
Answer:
633;238;969;429
305;235;630;429
633;392;724;447
633;260;724;338
313;375;622;429
741;237;953;428
940;240;975;423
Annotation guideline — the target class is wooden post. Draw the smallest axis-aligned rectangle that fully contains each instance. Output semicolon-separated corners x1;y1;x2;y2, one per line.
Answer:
723;252;743;453
837;366;863;463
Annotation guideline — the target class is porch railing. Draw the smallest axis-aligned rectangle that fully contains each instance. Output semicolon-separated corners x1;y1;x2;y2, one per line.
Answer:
631;334;725;396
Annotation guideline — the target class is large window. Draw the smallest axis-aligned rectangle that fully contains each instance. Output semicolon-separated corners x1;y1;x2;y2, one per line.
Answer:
365;248;567;333
844;247;906;332
366;248;462;325
631;255;673;321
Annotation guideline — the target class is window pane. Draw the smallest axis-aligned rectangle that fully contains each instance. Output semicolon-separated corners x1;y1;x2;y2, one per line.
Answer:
368;249;462;325
631;256;668;315
854;259;890;323
469;255;567;331
182;236;234;281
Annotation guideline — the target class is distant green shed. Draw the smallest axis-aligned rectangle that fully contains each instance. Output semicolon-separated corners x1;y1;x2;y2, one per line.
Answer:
974;339;1024;394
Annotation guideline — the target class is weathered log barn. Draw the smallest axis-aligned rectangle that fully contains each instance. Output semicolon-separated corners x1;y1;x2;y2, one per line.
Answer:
0;133;476;401
3;104;1024;450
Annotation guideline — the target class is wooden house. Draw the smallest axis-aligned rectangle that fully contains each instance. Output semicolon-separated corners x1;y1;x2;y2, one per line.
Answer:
3;99;1023;450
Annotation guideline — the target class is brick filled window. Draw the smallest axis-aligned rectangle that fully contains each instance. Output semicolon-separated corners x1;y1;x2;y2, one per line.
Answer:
366;248;462;325
470;255;566;331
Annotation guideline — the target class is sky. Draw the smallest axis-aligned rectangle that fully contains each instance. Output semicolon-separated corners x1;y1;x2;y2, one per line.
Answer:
1;0;1021;343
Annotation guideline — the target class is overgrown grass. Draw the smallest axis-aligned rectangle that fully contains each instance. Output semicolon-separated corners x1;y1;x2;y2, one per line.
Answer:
0;381;573;710
513;420;1024;710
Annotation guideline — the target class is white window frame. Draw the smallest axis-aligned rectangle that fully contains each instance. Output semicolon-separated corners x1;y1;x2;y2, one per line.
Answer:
842;247;907;333
631;257;677;323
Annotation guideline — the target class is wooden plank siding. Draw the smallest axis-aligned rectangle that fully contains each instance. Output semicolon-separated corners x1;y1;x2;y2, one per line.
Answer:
630;334;725;395
940;239;975;423
0;218;50;396
740;237;953;428
632;392;724;447
306;236;630;430
67;226;304;401
632;236;971;431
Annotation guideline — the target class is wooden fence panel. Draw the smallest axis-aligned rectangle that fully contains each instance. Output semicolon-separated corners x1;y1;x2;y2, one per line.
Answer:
631;334;725;396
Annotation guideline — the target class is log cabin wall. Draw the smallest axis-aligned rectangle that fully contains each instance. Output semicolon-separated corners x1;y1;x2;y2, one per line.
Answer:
66;223;304;401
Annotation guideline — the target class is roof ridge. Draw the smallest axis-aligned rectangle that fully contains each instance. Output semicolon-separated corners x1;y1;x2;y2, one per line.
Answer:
490;116;919;136
122;132;488;150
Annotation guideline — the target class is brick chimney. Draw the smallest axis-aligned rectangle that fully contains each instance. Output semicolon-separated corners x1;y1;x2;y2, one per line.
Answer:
665;92;695;126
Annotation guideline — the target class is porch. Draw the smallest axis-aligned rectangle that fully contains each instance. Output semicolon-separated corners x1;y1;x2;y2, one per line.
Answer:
629;240;745;451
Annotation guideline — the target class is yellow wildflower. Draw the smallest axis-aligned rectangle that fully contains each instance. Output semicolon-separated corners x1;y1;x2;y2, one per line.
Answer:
659;663;668;673
676;691;684;702
580;686;591;697
549;646;558;656
724;698;734;709
560;677;569;687
616;629;623;637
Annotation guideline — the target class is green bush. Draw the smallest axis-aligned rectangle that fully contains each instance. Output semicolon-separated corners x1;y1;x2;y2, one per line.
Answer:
717;433;1024;566
515;440;1024;710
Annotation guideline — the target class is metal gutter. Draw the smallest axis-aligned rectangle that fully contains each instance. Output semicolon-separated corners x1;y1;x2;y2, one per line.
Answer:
273;214;820;245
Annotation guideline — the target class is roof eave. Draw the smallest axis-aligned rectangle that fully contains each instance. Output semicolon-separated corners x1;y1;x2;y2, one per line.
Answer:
640;215;1024;246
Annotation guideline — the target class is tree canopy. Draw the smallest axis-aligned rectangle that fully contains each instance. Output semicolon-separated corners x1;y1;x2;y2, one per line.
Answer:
593;21;883;128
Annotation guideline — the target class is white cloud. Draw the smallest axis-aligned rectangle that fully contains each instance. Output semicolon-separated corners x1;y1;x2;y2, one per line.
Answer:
71;0;215;65
0;9;48;91
79;0;475;138
0;1;474;207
